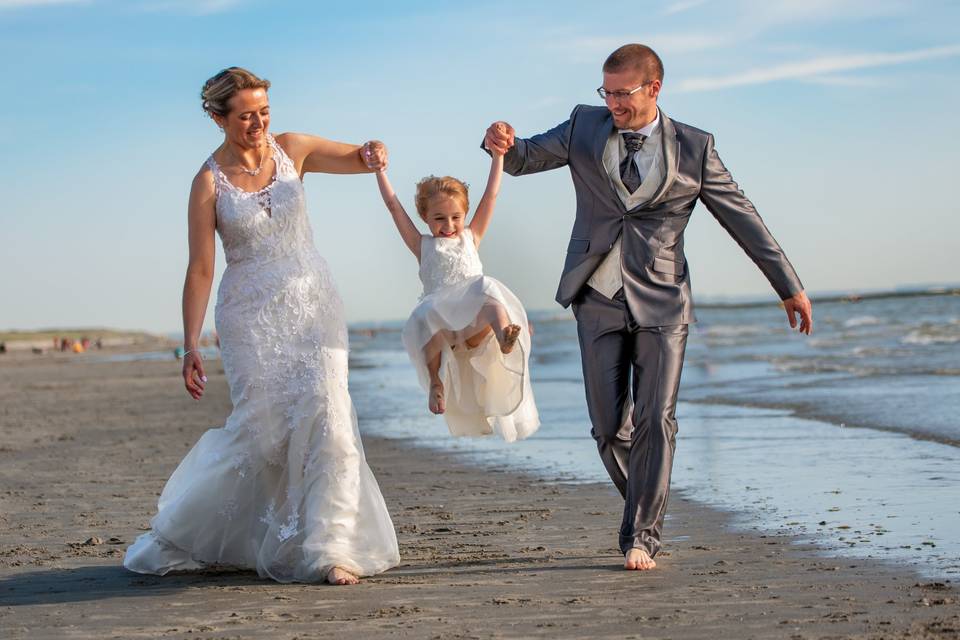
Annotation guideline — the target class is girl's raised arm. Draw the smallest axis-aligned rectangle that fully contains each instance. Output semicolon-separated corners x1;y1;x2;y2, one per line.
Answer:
376;170;422;260
468;151;504;246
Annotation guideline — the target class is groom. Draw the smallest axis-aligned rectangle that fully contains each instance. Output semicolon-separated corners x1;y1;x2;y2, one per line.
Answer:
484;44;812;570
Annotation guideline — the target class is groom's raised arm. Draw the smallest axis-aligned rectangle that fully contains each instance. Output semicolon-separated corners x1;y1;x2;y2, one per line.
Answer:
482;106;579;176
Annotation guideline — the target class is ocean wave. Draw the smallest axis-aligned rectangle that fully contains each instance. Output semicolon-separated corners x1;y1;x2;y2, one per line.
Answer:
771;358;959;377
843;315;882;328
807;338;845;348
771;361;882;375
902;327;960;345
848;345;892;357
702;324;770;338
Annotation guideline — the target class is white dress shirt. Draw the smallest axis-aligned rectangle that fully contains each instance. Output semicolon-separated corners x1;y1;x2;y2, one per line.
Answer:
586;111;664;299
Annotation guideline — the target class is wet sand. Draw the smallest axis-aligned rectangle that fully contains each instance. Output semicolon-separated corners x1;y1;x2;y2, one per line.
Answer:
0;351;958;639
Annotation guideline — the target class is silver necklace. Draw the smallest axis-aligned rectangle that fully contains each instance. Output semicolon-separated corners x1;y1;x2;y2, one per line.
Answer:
229;144;267;176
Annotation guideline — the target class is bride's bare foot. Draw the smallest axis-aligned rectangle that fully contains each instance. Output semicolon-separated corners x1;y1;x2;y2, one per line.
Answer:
500;324;521;354
624;548;656;571
327;566;359;585
429;381;445;414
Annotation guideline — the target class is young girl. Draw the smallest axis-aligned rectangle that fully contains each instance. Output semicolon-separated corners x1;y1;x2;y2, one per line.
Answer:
374;144;539;443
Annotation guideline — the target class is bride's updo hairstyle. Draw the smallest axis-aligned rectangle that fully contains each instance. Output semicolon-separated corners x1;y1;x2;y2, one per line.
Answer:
201;67;271;118
415;176;470;219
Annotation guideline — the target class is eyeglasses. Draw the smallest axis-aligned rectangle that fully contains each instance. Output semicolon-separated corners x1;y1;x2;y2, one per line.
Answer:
596;81;653;101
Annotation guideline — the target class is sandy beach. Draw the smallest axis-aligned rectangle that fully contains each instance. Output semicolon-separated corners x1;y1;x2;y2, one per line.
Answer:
1;348;958;639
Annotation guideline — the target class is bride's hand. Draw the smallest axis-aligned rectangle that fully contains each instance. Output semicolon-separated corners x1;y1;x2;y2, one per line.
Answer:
361;140;388;172
182;352;207;400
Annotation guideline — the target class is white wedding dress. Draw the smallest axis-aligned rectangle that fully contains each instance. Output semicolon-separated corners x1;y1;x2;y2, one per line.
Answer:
124;135;400;582
402;229;540;442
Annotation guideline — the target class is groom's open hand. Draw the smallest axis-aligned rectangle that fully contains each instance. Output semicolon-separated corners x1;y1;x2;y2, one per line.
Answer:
484;121;515;155
783;290;813;335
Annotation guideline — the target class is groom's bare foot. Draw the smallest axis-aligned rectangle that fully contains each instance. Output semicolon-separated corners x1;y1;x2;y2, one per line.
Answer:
500;324;521;354
429;381;445;414
327;566;359;585
624;548;656;570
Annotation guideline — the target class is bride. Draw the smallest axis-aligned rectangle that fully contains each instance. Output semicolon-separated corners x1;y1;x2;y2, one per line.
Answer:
123;67;399;585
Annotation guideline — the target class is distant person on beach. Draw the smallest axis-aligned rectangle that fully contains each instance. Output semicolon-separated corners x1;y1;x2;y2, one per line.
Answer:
123;67;399;586
373;131;540;443
483;43;813;571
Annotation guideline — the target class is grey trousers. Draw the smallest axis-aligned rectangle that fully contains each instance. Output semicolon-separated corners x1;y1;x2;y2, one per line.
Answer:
572;286;688;557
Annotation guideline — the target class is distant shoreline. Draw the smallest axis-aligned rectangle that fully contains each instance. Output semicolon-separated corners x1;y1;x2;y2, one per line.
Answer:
3;286;957;340
0;330;170;354
0;328;163;343
696;286;960;309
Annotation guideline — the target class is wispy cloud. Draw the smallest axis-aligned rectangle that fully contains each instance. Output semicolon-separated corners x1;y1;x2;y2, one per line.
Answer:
562;0;913;65
137;0;245;15
674;44;960;93
801;75;891;88
739;0;910;28
568;32;730;61
0;0;243;12
0;0;86;9
662;0;708;15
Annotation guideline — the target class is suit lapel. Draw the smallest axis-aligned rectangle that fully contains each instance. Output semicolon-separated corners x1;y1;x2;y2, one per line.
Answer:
592;111;625;212
646;109;679;207
593;110;615;175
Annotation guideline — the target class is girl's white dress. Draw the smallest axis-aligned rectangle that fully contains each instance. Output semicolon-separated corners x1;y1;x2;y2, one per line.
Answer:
123;135;400;582
402;229;539;442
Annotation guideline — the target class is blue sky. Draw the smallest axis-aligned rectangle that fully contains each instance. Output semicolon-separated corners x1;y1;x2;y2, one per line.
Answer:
2;0;958;333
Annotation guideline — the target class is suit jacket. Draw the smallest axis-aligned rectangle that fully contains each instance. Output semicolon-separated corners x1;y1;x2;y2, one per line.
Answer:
497;105;803;326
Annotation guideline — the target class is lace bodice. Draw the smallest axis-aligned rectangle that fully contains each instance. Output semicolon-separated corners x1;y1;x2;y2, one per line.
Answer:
418;229;484;296
208;133;347;384
207;135;314;267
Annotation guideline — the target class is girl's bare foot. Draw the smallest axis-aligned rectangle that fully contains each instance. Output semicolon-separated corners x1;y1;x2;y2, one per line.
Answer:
624;548;656;571
429;381;445;414
327;566;359;585
500;324;521;354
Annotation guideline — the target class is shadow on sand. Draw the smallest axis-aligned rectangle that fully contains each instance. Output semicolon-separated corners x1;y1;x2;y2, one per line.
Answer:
1;555;631;607
0;565;266;607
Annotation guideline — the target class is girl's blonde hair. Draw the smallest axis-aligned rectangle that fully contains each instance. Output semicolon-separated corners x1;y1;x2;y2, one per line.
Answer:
201;67;271;118
414;176;469;219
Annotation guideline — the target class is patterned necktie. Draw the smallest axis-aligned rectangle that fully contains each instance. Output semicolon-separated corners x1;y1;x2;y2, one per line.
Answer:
619;132;647;193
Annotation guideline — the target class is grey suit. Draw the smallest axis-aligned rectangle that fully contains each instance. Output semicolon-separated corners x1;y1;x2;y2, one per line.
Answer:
496;105;803;557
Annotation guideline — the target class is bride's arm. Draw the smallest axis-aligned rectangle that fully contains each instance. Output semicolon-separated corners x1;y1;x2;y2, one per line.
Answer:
181;168;217;400
376;169;422;260
467;150;504;245
274;132;384;176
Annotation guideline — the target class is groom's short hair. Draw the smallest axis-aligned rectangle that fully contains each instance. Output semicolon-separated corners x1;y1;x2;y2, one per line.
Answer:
603;44;664;83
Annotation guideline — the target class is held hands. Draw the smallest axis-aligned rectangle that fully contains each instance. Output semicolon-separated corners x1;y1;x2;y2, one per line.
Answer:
783;290;813;335
183;352;207;400
361;140;388;172
484;121;515;156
